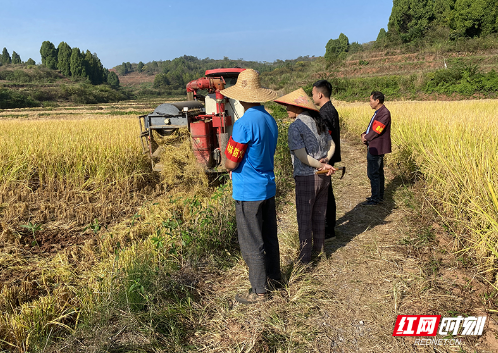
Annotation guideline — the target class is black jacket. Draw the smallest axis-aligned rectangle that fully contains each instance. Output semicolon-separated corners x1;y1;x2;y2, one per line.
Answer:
319;101;341;164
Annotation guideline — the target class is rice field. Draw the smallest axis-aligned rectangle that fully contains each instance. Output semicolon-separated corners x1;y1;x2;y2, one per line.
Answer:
0;102;237;351
1;98;498;351
336;99;498;278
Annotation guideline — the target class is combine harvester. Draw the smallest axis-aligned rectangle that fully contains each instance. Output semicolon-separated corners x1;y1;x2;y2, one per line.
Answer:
139;68;246;172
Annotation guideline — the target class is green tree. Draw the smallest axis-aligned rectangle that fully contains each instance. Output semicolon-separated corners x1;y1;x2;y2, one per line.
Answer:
137;61;144;72
376;28;388;47
388;0;435;42
81;50;106;85
451;0;497;37
117;62;130;76
107;71;120;88
166;70;184;88
1;48;11;64
26;58;36;66
153;73;170;88
433;0;455;27
57;42;72;76
125;62;132;73
40;41;58;69
93;54;107;85
70;47;84;77
338;33;350;53
349;42;363;53
11;51;21;64
83;50;95;82
147;61;158;74
325;33;350;64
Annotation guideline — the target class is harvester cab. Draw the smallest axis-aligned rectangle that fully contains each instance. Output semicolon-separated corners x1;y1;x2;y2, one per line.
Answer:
138;68;245;172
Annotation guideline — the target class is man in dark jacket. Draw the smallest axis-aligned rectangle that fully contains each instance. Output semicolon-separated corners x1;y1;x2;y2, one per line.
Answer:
361;91;391;206
312;80;341;238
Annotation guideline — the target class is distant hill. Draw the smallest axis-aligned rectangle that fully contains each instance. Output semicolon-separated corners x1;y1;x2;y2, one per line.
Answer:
111;55;317;96
3;37;498;110
0;64;128;109
109;43;498;103
109;70;155;87
326;47;498;79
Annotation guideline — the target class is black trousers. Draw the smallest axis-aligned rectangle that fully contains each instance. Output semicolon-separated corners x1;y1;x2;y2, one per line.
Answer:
324;180;336;237
367;150;385;202
235;197;280;294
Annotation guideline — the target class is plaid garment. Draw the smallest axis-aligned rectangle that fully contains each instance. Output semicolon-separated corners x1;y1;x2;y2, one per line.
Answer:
288;112;331;177
295;174;330;263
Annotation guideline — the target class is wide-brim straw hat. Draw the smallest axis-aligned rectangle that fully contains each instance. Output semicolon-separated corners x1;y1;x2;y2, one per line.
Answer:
220;69;277;103
274;88;319;111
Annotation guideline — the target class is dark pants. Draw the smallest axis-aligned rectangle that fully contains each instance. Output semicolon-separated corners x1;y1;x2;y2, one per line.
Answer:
324;180;336;237
367;150;385;202
235;197;280;294
295;174;330;263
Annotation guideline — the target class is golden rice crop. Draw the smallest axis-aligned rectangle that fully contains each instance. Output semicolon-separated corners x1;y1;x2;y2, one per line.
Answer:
337;99;498;276
0;111;236;351
0;116;158;237
0;117;150;186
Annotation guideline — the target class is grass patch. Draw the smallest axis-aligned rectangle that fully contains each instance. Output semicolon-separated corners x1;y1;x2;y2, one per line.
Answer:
0;114;29;119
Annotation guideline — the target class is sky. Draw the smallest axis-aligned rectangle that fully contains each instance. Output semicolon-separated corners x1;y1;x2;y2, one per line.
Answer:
0;0;393;69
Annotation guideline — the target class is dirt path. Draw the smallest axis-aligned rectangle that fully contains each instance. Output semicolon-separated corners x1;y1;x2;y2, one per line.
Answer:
300;137;413;352
193;137;498;353
299;137;418;352
278;137;416;352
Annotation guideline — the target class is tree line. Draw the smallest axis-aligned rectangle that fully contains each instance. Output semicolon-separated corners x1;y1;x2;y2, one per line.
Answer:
1;42;119;88
324;0;498;64
114;55;315;93
39;41;119;87
1;48;35;66
387;0;498;43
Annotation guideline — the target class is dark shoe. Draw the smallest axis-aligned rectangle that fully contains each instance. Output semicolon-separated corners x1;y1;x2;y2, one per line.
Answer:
361;200;379;206
235;289;268;304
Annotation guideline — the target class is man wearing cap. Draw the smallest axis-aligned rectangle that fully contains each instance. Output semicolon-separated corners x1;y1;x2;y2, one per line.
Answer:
361;91;391;206
312;80;341;239
220;69;281;304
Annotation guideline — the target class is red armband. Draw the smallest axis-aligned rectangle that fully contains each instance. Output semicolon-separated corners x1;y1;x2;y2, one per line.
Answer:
225;136;248;163
372;120;386;134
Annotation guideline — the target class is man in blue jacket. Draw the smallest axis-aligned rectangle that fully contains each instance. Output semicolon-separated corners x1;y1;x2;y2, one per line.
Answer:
361;91;391;206
220;69;280;304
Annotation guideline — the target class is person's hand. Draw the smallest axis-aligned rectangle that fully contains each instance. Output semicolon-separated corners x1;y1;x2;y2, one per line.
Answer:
318;164;336;176
361;133;368;145
229;171;232;180
319;157;328;164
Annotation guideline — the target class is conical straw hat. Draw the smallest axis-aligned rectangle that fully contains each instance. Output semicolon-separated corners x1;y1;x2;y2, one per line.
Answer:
220;69;277;103
274;88;318;111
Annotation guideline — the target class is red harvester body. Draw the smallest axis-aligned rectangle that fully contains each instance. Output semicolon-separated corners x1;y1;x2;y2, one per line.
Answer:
139;68;245;172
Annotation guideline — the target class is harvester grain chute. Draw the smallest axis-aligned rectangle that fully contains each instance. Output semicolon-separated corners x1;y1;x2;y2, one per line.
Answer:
139;68;246;172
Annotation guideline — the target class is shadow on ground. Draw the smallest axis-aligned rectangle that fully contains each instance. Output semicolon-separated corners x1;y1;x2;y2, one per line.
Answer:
324;175;407;257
